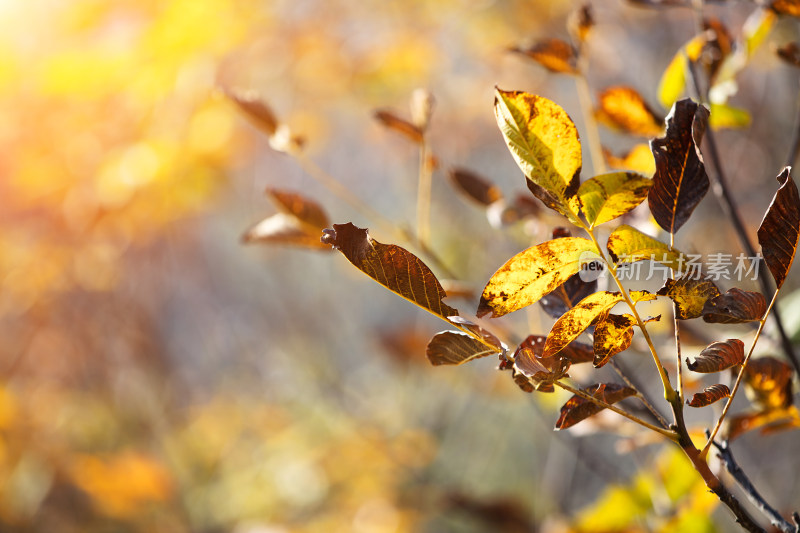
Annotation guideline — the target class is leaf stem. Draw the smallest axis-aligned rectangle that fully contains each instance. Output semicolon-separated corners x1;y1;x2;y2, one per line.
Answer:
417;136;433;247
575;55;607;176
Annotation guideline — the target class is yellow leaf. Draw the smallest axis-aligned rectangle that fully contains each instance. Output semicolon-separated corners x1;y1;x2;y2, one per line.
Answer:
606;225;684;269
477;237;596;318
595;86;663;137
605;144;656;175
709;103;751;130
593;313;636;367
657;36;705;109
578;171;652;227
512;38;578;74
656;277;720;320
494;89;582;222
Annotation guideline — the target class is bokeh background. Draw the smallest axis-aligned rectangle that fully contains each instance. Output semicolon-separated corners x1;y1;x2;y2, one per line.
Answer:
1;0;800;531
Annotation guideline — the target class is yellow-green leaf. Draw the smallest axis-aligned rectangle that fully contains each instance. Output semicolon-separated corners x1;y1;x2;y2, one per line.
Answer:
578;172;652;227
494;88;582;222
606;225;684;269
477;237;596;318
657;35;705;109
593;313;636;367
709;103;751;130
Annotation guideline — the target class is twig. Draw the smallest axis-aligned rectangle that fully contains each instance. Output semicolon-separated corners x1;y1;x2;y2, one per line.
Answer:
608;359;671;429
785;78;800;169
710;436;796;533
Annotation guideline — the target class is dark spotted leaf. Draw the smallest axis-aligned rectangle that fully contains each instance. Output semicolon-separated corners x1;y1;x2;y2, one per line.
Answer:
686;339;744;373
757;168;800;290
555;383;638;430
648;99;710;234
539;229;598;318
578;172;652;227
687;384;731;407
744;356;794;410
477;237;596;318
606;225;684;269
657;276;721;320
322;223;458;320
593;313;636;367
513;341;571;392
374;109;423;143
595;86;664;137
448;168;504;206
243;190;331;250
426;331;502;366
511;38;578;74
702;288;767;323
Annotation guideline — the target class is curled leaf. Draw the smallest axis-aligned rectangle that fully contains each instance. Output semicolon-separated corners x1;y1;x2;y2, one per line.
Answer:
517;334;594;365
648;99;710;234
555;383;638;430
374;109;423;143
448;168;504;206
606;225;684;269
686;339;744;373
593;313;636;367
513;340;571;392
702;288;766;323
578;172;652;227
426;331;501;366
477;237;596;318
757;168;800;290
322;223;458;320
657;276;721;320
744;356;794;410
511;38;578;74
687;384;731;407
595;87;664;137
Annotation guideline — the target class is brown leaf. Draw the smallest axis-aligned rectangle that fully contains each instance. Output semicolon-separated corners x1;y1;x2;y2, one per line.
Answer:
775;41;800;67
595;86;664;137
648;99;710;234
757;167;800;290
744;356;794;410
322;223;458;320
728;408;800;440
771;0;800;16
267;189;329;230
426;331;502;366
373;110;423;143
593;313;636;367
555;383;637;430
687;384;731;407
702;288;767;323
447;316;505;351
517;334;594;365
512;38;578;74
243;190;331;250
657;276;721;320
225;88;279;136
513;340;570;391
568;3;594;43
448;168;504;206
686;339;744;373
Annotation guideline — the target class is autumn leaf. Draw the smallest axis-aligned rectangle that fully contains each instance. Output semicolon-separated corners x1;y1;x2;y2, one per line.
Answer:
776;42;800;67
702;288;767;323
567;3;594;44
757;168;800;290
771;0;800;16
477;237;596;318
486;194;541;227
448;167;504;206
686;339;744;373
657;276;721;320
604;144;656;175
517;334;594;365
578;171;652;227
606;225;684;269
593;313;636;367
512;38;578;74
555;383;637;430
448;316;505;350
226;88;279;136
687;384;731;407
543;290;654;357
709;103;751;130
513;340;571;392
595;87;664;137
243;189;332;250
322;223;458;320
728;408;800;440
374;109;423;143
539;228;598;318
648;99;710;234
493;89;582;222
744;356;794;410
658;34;705;109
426;331;502;366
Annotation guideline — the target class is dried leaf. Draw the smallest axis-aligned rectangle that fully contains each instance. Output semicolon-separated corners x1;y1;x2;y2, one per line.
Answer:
657;276;721;320
771;0;800;16
744;356;794;410
595;87;664;137
539;229;598;318
593;313;636;367
322;223;458;320
555;383;638;430
702;288;766;323
494;89;582;223
543;290;655;357
477;237;596;318
578;171;652;227
517;334;594;365
448;168;504;206
687;384;731;407
267;189;329;230
226;88;279;136
776;41;800;67
447;316;505;351
512;38;578;74
374;109;423;143
604;144;656;175
426;331;501;366
648;99;710;234
243;213;332;250
606;225;684;269
757;168;800;290
513;341;571;391
728;407;800;440
686;339;744;373
568;4;594;44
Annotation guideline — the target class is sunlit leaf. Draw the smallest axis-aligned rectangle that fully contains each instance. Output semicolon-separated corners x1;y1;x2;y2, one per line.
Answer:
595;86;664;137
686;339;744;373
771;0;800;16
322;223;458;320
477;237;596;318
513;340;571;392
744;356;794;410
448;167;504;206
426;330;501;366
606;224;684;268
712;9;776;91
728;407;800;440
709;103;751;130
493;89;582;222
226;88;279;136
593;313;636;367
555;383;637;430
578;171;652;227
267;189;330;230
568;3;594;44
757;167;800;290
657;276;721;319
543;290;654;357
776;41;800;67
702;288;766;323
604;144;657;175
373;109;423;143
512;38;578;74
539;228;598;318
448;316;505;350
687;384;731;407
648;99;710;234
517;334;594;365
243;213;332;249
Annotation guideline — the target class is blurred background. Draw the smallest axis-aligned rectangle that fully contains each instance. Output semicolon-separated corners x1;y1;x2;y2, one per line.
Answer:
1;0;799;531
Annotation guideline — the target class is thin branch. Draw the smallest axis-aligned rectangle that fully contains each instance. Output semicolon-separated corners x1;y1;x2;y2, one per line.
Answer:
785;78;800;169
416;136;433;247
608;359;671;429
